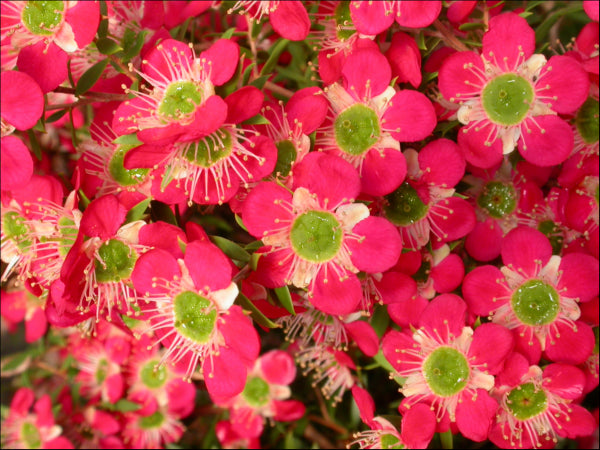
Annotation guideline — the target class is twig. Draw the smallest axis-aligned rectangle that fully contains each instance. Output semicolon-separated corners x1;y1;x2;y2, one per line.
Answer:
263;81;294;99
303;424;336;449
433;19;470;52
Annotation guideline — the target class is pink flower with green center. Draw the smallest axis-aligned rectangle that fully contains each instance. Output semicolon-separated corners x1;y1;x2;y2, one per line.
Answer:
121;401;185;450
242;152;402;316
130;239;260;398
382;294;514;442
489;352;597;449
439;12;590;168
315;46;436;196
380;139;475;250
463;226;598;365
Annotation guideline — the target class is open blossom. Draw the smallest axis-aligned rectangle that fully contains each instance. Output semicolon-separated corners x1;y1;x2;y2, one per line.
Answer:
439;12;590;168
463;226;599;365
242;152;401;316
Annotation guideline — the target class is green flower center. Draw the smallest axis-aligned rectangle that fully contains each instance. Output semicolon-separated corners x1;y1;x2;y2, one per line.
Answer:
289;211;343;263
94;239;138;283
477;181;517;218
273;140;297;177
506;382;548;420
173;291;217;344
159;81;203;119
575;97;599;144
96;358;108;384
537;220;563;254
140;360;167;389
22;1;64;36
334;104;380;156
380;434;405;449
139;411;165;429
109;145;150;186
423;347;470;397
3;211;32;250
184;129;233;168
482;74;534;126
383;182;429;226
57;217;78;257
511;279;560;326
242;376;270;407
21;422;42;449
335;1;354;41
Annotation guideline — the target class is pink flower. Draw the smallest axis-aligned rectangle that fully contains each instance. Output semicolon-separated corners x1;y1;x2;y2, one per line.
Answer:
1;287;47;343
382;294;514;442
439;12;590;167
349;1;442;35
463;226;598;365
242;152;401;316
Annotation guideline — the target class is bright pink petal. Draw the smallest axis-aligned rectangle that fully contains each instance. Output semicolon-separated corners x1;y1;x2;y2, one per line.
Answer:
0;291;26;323
447;1;477;23
230;407;264;438
385;31;422;88
348;216;402;273
374;271;417;305
557;253;599;303
272;399;306;422
0;71;43;130
438;51;485;101
241;182;294;238
520;115;574;167
225;86;264;124
419;293;466;340
25;308;47;343
17;42;67;93
455;389;497;442
285;87;329;135
250;247;292;289
203;346;247;400
469;323;514;374
185;241;232;291
221;305;260;366
383;90;436;142
143;39;193;84
123;143;171;169
238;134;277;182
342;47;391;99
0;136;33;191
513;326;542;365
397;1;441;28
344;321;379;357
495;352;530;388
80;195;127;239
388;295;429;329
259;350;296;385
269;1;310;41
462;265;510;316
544;320;595;365
360;147;407;196
351;385;375;423
538;55;590;114
293;152;361;205
65;1;100;48
349;1;393;36
177;95;229;142
576;22;599;57
139;221;188;259
112;97;154;136
105;373;124;404
419;139;465;187
202;39;239;86
382;329;419;372
557;404;597;439
429;197;476;244
482;13;535;71
465;219;504;262
457;124;504;168
542;363;585;399
310;270;362;315
131;249;180;295
401;403;436;449
501;226;552;275
584;0;600;21
431;253;464;293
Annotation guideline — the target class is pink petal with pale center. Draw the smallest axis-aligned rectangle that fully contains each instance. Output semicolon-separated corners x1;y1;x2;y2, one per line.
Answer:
131;249;180;295
242;182;294;238
457;124;504;169
419;293;466;341
438;51;485;101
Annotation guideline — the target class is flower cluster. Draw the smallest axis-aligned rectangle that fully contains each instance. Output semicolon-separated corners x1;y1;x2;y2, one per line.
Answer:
1;1;598;449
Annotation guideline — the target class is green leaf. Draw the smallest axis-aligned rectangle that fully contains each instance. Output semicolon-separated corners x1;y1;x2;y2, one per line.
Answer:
46;109;68;124
234;214;248;232
150;200;178;226
370;304;390;339
249;74;271;90
242;62;257;86
221;27;237;40
244;240;263;253
241;114;271;126
125;197;151;223
1;352;31;372
101;399;142;412
178;237;187;255
250;251;261;271
75;59;109;96
236;293;280;329
260;39;290;76
535;3;583;44
440;430;454;449
273;286;295;315
458;22;487;31
113;133;142;146
122;29;148;61
525;0;546;11
97;17;109;39
209;235;251;263
416;30;426;50
78;189;91;209
96;37;123;55
27;129;42;161
518;11;533;19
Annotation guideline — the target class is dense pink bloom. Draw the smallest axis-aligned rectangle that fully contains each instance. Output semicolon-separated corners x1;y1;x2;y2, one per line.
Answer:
349;1;442;35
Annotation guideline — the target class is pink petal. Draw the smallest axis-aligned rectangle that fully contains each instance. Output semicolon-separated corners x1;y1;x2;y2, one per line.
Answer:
469;323;514;374
269;1;310;41
241;182;294;238
383;90;436;142
455;389;498;442
131;249;180;295
0;291;26;323
388;295;429;328
397;1;442;28
272;399;306;422
347;216;402;273
351;385;375;423
447;1;477;24
286;87;329;135
16;42;67;93
33;395;54;427
123;143;171;169
584;0;600;21
65;1;100;48
349;1;393;36
139;221;188;259
0;71;43;130
0;136;33;191
143;39;193;85
293;152;361;205
438;51;485;101
542;363;585;399
250;247;292;289
401;403;436;449
482;13;535;71
184;241;233;291
538;55;590;114
385;31;422;88
112;96;155;136
557;253;599;303
501;226;552;275
225;86;264;124
259;350;296;385
419;139;465;188
344;321;379;357
495;352;530;388
360;147;407;196
203;347;247;401
465;219;504;262
10;387;34;415
521;114;574;168
457;124;504;169
374;271;417;305
431;254;464;293
80;195;127;239
25;308;47;343
513;326;542;365
342;47;391;99
105;373;124;404
382;329;419;373
576;22;599;57
202;39;239;86
238;135;277;182
230;407;264;438
177;94;228;142
429;197;476;244
462;265;510;316
310;270;362;315
220;305;260;366
419;293;466;340
544;320;595;365
556;404;597;439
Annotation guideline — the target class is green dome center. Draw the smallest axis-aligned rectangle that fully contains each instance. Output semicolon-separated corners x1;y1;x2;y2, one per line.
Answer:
289;211;343;263
335;1;355;41
242;376;270;407
159;81;203;119
109;145;150;186
21;422;42;449
22;1;64;36
575;97;599;144
383;182;429;226
139;411;165;429
140;360;168;389
184;129;233;168
482;74;534;126
506;382;548;420
381;433;405;449
511;279;560;326
423;347;469;397
477;181;517;218
95;239;138;283
334;104;380;156
173;291;217;344
273;139;297;177
3;211;32;251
